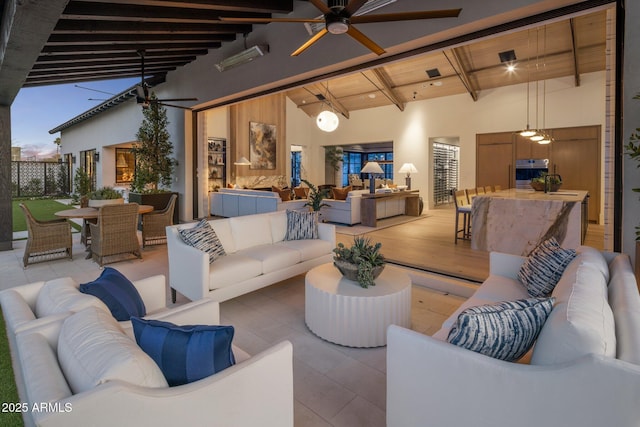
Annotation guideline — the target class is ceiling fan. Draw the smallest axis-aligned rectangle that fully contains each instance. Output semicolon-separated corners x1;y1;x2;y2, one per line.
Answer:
220;0;461;56
135;50;197;110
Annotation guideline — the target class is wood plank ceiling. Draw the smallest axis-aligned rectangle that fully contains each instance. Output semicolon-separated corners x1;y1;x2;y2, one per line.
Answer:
24;0;294;87
20;1;606;118
286;9;607;117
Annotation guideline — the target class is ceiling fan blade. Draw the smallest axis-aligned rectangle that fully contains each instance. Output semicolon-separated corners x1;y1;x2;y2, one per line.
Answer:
351;9;462;24
157;102;193;110
346;26;385;55
345;0;369;16
291;28;328;56
154;98;198;102
310;0;332;14
219;16;322;23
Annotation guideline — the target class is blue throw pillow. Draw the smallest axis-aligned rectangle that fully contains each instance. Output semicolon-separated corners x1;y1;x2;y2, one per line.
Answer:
131;317;236;387
79;267;146;321
447;297;555;362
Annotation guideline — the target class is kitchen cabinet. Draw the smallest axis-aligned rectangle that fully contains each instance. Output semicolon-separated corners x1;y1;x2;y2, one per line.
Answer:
515;134;551;160
548;125;600;223
476;132;513;190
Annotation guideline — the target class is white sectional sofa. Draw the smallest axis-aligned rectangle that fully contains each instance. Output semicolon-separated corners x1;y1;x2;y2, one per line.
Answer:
166;210;335;302
387;246;640;427
321;189;406;225
1;278;294;427
209;188;306;217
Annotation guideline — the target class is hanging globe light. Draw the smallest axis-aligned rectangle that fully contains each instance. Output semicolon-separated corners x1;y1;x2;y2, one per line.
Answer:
316;110;339;132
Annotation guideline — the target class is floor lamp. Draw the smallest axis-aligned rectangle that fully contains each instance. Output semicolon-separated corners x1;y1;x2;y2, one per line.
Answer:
361;161;384;194
398;163;418;190
233;156;251;187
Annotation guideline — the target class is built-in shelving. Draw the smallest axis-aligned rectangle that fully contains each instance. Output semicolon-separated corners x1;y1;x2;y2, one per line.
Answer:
207;137;226;191
433;143;459;206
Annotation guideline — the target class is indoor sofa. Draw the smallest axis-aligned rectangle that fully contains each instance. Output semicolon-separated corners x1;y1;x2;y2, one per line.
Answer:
166;210;335;302
321;189;406;225
209;188;306;217
386;246;640;427
4;299;293;427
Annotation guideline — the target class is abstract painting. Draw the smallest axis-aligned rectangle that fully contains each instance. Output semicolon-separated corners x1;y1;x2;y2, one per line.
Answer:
249;121;276;170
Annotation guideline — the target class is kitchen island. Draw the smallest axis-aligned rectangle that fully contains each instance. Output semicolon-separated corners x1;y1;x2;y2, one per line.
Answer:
471;188;589;256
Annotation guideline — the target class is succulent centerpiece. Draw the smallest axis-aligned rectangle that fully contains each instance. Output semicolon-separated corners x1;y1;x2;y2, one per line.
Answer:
333;237;386;288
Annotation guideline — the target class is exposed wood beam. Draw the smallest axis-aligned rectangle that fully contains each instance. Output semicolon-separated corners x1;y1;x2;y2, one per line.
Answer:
306;84;350;119
569;18;581;86
448;48;479;102
41;42;221;53
367;68;405;112
54;20;252;33
36;50;206;62
75;0;294;14
48;33;237;43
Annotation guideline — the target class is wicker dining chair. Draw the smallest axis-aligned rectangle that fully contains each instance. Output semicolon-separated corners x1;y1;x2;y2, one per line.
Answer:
89;203;141;266
141;194;177;248
19;203;72;268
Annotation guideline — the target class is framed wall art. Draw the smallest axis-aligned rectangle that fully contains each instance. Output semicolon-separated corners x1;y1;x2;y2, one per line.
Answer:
249;121;276;170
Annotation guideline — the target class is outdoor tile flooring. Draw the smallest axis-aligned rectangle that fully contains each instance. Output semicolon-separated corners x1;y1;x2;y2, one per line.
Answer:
1;231;466;426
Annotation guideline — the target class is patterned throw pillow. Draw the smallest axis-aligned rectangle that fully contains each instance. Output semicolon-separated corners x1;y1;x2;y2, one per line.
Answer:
131;317;236;387
79;267;146;321
284;210;318;240
178;219;226;263
517;237;577;297
447;297;555;362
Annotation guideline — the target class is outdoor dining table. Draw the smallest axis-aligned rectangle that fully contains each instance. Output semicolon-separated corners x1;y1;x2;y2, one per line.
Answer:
55;204;154;258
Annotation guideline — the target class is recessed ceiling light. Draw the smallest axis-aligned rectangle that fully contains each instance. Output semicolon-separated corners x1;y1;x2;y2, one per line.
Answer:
368;93;376;99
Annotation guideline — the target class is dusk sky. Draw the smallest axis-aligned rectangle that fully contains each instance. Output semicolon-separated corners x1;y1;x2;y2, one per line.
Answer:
11;77;139;160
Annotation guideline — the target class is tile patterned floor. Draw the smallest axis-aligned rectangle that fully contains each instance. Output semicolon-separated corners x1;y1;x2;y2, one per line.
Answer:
1;233;465;426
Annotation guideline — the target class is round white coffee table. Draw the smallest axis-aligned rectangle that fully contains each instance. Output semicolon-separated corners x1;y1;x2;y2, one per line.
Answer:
305;263;412;347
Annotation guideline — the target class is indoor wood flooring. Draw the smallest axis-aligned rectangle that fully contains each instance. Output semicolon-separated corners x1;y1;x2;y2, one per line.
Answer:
336;205;605;284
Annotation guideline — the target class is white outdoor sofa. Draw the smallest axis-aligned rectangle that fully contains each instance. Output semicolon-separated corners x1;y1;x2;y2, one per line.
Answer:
386;246;640;427
166;210;335;302
0;276;294;427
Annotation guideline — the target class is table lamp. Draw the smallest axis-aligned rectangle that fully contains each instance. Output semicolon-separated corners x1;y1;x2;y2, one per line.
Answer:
398;163;418;190
361;161;384;194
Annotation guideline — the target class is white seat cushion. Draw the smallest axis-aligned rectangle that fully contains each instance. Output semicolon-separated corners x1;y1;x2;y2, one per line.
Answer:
35;277;108;318
276;239;333;262
531;260;616;365
57;307;168;394
208;254;263;290
238;244;301;274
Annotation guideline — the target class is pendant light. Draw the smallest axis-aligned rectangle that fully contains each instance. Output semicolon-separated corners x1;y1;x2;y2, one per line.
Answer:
316;81;339;132
519;30;536;138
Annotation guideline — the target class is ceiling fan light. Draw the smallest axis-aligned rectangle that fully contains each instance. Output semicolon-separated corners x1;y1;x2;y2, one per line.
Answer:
326;15;349;34
317;110;339;132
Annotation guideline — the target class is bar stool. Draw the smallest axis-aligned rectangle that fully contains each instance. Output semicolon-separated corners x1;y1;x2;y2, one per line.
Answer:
484;185;493;193
454;189;472;244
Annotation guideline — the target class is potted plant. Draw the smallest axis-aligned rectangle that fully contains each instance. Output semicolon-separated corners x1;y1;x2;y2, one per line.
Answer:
333;236;386;288
301;179;330;212
530;172;562;192
88;187;124;208
73;167;92;207
625;92;640;280
128;93;179;223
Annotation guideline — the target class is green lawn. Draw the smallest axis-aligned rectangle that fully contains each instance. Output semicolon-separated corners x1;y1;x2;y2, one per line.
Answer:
0;310;22;427
12;199;80;233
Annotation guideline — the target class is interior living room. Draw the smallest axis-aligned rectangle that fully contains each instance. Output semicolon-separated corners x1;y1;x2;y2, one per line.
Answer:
1;1;640;426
